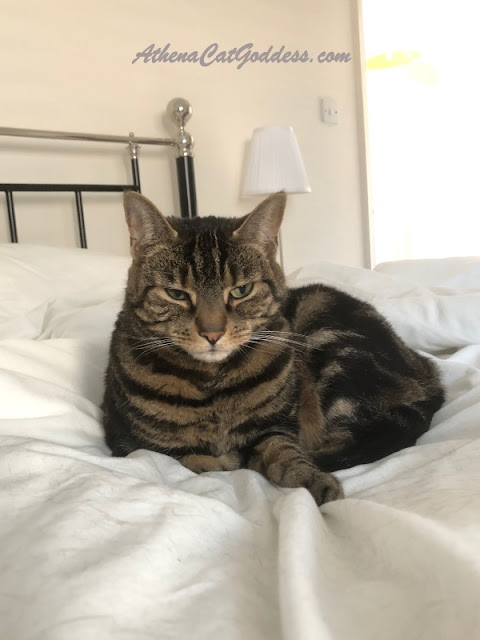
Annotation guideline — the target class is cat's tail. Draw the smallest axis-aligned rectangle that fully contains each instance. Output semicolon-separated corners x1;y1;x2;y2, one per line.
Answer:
312;393;445;472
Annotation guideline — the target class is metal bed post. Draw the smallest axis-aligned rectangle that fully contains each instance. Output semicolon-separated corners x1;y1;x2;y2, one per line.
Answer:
0;97;197;246
74;191;87;249
168;98;197;218
128;133;141;193
5;190;18;243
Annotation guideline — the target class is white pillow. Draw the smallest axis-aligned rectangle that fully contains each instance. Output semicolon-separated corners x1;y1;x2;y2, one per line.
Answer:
0;243;129;339
374;257;480;290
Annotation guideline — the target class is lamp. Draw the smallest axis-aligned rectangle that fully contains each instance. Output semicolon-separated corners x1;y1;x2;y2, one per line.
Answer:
242;125;311;269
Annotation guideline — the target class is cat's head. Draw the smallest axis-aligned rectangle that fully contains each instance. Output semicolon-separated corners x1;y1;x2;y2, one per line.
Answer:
123;191;287;363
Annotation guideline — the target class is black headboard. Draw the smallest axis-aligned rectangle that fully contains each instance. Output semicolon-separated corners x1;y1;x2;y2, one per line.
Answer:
0;97;197;248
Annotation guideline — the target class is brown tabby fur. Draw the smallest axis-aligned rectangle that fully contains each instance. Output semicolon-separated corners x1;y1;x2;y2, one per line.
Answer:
102;191;444;504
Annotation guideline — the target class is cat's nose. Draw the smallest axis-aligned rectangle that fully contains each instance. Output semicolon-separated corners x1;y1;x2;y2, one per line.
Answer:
200;330;225;345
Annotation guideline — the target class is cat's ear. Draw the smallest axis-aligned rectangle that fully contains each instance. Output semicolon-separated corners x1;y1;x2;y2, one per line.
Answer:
123;191;177;257
233;192;286;252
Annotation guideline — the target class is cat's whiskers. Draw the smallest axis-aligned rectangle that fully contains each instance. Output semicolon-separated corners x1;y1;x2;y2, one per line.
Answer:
254;334;305;346
250;331;306;351
125;335;180;360
135;342;174;353
258;329;307;339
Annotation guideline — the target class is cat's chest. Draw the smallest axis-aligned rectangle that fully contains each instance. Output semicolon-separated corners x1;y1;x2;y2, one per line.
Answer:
123;344;297;453
154;390;250;455
135;363;287;452
152;376;251;428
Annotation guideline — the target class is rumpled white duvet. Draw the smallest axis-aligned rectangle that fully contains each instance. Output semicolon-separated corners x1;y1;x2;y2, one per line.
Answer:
1;244;479;640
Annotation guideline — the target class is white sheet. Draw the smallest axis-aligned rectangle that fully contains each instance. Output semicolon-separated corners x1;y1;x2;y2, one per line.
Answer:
1;245;480;640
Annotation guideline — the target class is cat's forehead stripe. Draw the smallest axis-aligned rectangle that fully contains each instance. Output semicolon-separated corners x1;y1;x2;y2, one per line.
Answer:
190;233;201;282
212;231;221;281
216;230;230;279
190;230;225;286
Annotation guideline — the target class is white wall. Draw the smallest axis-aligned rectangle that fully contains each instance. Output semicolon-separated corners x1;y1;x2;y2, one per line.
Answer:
0;0;368;272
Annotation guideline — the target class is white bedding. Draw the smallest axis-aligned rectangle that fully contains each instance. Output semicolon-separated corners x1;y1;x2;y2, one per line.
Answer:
1;244;479;640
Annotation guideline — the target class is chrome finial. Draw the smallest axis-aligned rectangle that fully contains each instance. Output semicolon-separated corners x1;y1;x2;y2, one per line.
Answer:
128;132;139;159
167;98;192;128
167;98;194;157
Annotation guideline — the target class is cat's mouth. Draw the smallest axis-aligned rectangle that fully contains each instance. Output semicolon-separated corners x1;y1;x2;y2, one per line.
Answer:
184;341;237;363
196;349;232;363
176;334;246;363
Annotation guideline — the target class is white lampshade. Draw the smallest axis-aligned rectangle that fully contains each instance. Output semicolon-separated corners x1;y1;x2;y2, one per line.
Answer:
243;125;311;195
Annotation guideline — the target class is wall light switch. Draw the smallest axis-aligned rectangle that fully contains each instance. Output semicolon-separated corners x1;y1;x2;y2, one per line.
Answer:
321;98;339;125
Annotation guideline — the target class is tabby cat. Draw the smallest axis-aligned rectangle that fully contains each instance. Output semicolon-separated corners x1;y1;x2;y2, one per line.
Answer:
102;191;444;505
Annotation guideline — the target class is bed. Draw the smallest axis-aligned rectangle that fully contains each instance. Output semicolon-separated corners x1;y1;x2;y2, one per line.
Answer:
1;113;480;639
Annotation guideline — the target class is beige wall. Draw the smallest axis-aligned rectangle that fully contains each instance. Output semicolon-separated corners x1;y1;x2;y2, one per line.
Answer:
0;0;368;272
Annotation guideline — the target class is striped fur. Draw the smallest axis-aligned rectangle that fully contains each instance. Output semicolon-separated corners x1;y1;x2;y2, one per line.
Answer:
102;192;444;505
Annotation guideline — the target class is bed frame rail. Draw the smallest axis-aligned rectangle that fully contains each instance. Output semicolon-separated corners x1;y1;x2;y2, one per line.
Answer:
0;98;197;247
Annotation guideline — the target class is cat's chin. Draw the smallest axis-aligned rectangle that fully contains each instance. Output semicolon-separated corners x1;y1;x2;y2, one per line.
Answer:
191;349;233;363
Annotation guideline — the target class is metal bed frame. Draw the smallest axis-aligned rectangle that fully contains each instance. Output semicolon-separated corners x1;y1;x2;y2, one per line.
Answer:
0;97;197;248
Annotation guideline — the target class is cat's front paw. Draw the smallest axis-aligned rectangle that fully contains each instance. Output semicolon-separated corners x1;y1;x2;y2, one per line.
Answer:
179;452;242;474
307;471;344;505
266;461;343;505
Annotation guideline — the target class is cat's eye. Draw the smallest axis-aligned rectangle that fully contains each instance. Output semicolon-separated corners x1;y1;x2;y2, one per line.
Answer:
165;288;190;301
230;283;254;299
